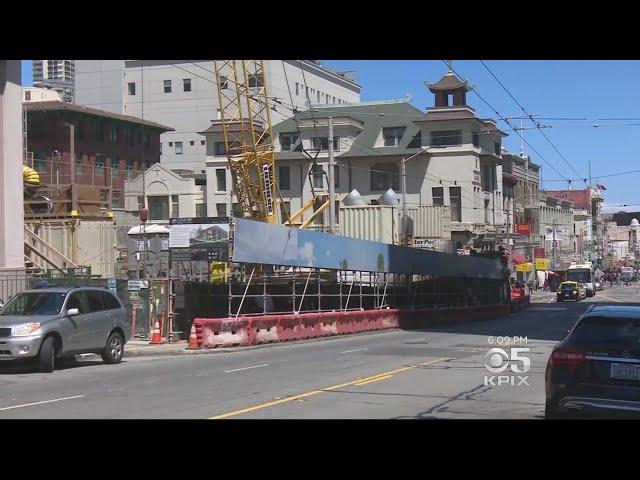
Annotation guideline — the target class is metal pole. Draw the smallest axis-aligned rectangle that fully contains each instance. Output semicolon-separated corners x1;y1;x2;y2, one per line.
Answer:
402;157;408;245
236;267;255;319
69;123;75;185
327;117;336;234
296;269;312;314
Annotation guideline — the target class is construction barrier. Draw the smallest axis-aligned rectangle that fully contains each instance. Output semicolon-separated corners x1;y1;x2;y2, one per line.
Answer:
193;302;514;349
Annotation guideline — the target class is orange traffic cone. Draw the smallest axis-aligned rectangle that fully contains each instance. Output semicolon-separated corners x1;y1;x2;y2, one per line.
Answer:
150;320;162;345
187;324;199;350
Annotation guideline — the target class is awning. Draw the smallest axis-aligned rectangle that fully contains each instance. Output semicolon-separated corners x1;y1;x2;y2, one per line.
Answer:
512;252;529;265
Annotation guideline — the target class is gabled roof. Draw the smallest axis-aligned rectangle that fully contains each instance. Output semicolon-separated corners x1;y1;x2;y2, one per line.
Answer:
273;101;426;159
24;101;173;131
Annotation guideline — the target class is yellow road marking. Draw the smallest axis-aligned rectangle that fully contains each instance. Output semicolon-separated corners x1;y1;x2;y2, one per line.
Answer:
209;357;453;419
354;374;393;386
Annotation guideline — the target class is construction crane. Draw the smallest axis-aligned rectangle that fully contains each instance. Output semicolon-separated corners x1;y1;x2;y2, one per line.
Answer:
213;60;285;224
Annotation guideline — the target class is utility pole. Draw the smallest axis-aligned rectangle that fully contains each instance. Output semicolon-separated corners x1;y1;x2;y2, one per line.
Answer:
68;123;75;185
327;116;336;234
553;218;557;271
401;156;408;245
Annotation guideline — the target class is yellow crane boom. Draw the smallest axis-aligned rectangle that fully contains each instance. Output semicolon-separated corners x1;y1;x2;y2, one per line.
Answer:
213;60;284;224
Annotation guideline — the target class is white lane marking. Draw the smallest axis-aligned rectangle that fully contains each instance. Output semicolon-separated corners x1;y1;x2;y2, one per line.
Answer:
340;347;369;354
0;395;85;412
224;364;269;373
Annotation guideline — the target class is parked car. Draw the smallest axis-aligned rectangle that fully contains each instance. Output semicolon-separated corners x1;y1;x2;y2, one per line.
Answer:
545;305;640;418
594;280;603;291
0;287;130;372
557;281;583;302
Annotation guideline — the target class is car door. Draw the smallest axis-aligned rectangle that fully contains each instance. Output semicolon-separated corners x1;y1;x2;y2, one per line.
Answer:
61;291;90;354
85;290;109;351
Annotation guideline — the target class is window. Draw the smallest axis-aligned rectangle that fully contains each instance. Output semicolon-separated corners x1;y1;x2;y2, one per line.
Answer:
34;156;47;172
280;201;291;221
25;90;31;101
175;141;183;155
111;156;120;177
280;133;300;151
168;141;173;147
216;168;226;191
65;292;86;314
101;292;121;310
317;91;321;103
148;196;169;220
75;153;83;175
190;140;194;146
311;137;340;152
183;78;191;92
450;187;462;222
311;164;324;189
127;126;135;146
164;80;172;93
128;82;136;95
214;142;227;156
126;159;134;171
201;140;205;146
109;125;119;143
144;133;150;148
432;187;444;207
196;203;206;217
484;199;490;223
86;292;105;312
95;120;104;141
332;96;336;103
248;73;264;88
431;130;462;147
482;165;493;192
112;191;121;208
95;155;105;176
306;86;309;98
407;131;422;148
160;142;162;155
278;166;291;190
295;82;299;95
382;127;406;147
216;203;227;217
473;132;479;147
171;195;179;218
495;141;501;155
370;162;399;191
326;95;330;104
219;76;229;89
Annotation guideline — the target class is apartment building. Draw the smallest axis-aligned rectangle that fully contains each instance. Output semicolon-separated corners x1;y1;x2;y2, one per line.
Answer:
74;60;361;173
201;68;507;251
32;60;75;102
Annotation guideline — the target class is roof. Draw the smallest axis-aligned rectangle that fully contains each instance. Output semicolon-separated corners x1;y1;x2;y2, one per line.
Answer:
273;101;427;159
417;109;507;136
426;73;470;92
198;120;264;135
24;101;174;131
546;190;592;210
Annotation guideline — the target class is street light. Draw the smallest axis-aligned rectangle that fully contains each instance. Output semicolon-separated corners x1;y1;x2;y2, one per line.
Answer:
401;147;429;245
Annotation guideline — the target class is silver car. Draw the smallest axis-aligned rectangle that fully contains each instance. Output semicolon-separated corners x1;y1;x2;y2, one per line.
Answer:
0;287;130;372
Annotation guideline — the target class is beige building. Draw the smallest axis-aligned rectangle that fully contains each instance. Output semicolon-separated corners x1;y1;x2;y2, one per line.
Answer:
23;86;62;103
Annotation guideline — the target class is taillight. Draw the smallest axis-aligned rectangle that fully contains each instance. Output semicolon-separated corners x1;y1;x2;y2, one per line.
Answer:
551;347;587;366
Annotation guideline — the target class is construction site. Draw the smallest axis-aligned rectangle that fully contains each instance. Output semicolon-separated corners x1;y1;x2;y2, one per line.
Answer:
1;60;526;349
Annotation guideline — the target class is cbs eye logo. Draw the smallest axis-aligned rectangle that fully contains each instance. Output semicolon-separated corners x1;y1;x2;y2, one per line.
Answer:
483;347;530;374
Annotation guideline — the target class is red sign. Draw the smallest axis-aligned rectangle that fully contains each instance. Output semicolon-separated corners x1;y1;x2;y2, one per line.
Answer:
534;248;545;258
515;224;531;235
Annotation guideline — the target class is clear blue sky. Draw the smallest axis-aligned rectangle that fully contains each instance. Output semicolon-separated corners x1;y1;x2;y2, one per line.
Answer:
22;59;640;209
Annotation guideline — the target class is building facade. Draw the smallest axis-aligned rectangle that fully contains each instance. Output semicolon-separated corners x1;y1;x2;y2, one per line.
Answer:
24;101;172;209
23;87;61;103
74;60;362;173
32;60;75;103
202;69;507;251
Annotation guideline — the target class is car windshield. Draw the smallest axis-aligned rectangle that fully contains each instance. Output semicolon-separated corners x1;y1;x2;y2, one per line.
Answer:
0;292;67;316
560;284;577;291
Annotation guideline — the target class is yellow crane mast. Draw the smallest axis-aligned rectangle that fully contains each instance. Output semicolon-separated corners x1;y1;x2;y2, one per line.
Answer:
213;60;285;224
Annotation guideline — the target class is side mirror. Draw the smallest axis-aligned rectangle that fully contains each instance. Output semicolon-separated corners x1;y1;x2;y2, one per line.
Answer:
66;308;80;317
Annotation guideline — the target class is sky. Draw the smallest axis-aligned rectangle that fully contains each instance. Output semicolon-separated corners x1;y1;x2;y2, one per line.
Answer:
21;59;640;211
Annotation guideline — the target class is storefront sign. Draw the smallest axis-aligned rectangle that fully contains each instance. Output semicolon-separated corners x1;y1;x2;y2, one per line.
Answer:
516;262;534;272
515;224;531;235
535;258;551;271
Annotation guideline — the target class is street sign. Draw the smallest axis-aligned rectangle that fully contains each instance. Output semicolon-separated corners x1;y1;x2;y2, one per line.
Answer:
107;278;117;288
128;280;149;291
129;291;139;301
516;224;531;235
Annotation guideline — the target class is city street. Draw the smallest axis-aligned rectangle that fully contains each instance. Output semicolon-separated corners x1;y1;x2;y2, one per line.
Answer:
0;285;638;419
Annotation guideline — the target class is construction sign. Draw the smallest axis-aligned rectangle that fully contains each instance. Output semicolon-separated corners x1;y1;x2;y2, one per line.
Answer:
535;258;551;271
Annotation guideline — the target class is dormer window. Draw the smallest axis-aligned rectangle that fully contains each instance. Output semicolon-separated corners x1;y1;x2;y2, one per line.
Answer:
280;133;301;151
382;127;406;147
431;130;462;147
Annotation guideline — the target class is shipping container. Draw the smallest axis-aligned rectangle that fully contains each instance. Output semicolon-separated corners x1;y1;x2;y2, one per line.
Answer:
339;205;398;244
406;206;451;239
24;218;117;277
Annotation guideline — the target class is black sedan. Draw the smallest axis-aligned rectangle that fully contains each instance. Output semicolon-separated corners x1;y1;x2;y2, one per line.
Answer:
556;281;583;302
545;305;640;418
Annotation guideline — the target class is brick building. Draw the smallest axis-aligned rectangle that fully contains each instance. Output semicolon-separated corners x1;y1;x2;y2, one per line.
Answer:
24;101;173;209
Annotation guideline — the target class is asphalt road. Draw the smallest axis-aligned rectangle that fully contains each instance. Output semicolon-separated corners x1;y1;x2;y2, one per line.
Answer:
1;285;638;419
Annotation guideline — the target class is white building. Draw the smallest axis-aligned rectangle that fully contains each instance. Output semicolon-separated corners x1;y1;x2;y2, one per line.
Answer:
201;69;507;250
123;163;206;223
32;60;74;102
74;60;361;173
22;86;61;103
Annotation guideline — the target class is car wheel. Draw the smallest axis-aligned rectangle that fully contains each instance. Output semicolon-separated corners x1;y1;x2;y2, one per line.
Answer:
38;336;56;373
101;332;124;365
